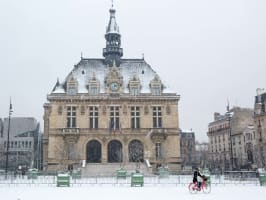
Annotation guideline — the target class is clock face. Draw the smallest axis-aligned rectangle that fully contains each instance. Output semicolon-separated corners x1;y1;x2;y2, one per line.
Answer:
110;82;119;91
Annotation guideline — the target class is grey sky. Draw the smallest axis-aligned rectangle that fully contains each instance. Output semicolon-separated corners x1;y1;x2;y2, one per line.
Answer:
1;0;266;142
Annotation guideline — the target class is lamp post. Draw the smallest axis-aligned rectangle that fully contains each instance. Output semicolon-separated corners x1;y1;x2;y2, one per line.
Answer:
5;99;13;179
227;111;234;170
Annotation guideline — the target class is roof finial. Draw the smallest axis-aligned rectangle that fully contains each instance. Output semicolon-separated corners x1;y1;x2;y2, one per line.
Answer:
81;52;83;59
142;53;145;60
226;99;230;112
111;0;114;8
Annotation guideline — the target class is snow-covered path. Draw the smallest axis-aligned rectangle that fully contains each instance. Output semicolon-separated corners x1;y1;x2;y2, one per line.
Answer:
1;185;266;200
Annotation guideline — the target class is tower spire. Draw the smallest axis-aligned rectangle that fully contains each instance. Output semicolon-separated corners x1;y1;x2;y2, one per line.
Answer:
103;4;123;67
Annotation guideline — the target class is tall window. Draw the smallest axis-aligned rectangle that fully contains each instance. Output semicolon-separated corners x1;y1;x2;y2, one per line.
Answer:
110;106;119;129
153;106;162;128
155;142;161;160
89;106;98;129
131;106;140;129
67;106;76;128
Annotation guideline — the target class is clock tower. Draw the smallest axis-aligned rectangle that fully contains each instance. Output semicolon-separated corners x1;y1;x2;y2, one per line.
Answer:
103;6;123;67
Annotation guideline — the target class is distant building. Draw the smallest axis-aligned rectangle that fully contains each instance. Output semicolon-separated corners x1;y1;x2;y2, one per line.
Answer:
0;117;42;170
194;141;209;169
254;89;266;168
207;107;253;171
180;129;196;169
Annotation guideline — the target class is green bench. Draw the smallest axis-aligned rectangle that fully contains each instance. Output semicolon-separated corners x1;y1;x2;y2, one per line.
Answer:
259;171;266;186
27;169;38;179
57;173;70;187
158;167;169;178
117;168;127;179
131;173;144;187
72;169;81;179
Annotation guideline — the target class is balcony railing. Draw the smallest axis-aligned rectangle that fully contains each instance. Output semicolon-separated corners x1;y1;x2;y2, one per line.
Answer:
61;128;79;134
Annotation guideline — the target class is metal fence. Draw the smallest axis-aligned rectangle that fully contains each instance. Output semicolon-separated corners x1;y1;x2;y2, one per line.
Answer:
0;173;260;187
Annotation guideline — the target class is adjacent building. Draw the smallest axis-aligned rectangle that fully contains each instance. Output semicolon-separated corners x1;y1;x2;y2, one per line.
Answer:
43;6;181;173
0;117;42;170
254;89;266;168
207;107;253;171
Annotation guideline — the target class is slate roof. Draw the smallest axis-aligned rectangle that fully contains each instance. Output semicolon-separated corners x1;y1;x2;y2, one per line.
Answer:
52;58;174;94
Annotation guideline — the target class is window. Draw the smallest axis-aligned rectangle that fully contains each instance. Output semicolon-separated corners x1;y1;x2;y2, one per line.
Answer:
68;86;77;95
152;86;161;95
131;86;139;96
110;106;120;130
67;106;77;128
29;141;32;148
155;143;161;160
153;107;162;128
131;106;140;129
90;86;98;96
89;106;98;129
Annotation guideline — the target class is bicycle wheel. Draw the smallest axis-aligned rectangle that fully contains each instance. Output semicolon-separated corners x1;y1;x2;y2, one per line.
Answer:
188;182;198;194
202;183;211;194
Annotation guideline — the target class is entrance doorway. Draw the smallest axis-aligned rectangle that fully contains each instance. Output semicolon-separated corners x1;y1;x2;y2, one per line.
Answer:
86;140;101;163
128;140;144;162
108;140;123;163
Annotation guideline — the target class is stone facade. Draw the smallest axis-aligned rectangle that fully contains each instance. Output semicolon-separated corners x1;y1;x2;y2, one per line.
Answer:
254;89;266;168
207;107;253;171
43;7;181;173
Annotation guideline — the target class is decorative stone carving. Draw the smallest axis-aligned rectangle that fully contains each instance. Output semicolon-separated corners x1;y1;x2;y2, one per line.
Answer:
166;105;171;115
144;105;149;115
80;105;85;115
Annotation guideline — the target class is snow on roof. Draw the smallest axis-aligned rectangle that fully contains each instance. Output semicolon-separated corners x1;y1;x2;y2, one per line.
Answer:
52;58;175;94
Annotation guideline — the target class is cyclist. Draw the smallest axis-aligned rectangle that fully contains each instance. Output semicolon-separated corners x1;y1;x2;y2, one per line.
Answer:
193;167;203;189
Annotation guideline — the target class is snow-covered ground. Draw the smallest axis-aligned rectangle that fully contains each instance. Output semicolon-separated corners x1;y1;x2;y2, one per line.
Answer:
1;185;266;200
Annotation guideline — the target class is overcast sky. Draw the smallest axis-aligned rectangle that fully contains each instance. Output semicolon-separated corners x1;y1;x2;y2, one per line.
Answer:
1;0;266;142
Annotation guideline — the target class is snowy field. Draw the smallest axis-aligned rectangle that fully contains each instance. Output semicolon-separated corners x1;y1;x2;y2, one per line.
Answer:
1;185;266;200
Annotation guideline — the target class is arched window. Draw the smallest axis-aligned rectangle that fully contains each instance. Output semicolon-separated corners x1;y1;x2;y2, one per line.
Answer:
108;140;123;163
86;140;101;163
128;140;144;162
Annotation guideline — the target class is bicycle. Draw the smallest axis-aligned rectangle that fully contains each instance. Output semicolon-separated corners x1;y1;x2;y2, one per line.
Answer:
188;177;211;194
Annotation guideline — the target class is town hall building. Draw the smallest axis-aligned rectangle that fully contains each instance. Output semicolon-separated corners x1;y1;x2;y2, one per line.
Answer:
43;6;181;173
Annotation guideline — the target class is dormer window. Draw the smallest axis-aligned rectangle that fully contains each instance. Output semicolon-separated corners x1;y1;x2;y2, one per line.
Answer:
66;74;78;95
129;75;141;96
152;85;161;95
68;85;77;95
131;85;139;96
150;75;162;95
90;85;98;96
88;73;100;96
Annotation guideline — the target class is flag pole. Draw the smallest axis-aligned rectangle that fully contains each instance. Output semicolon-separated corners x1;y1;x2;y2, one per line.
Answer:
5;98;12;179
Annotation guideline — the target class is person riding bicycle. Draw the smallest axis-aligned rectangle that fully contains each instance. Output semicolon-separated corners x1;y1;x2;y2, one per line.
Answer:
193;168;203;189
